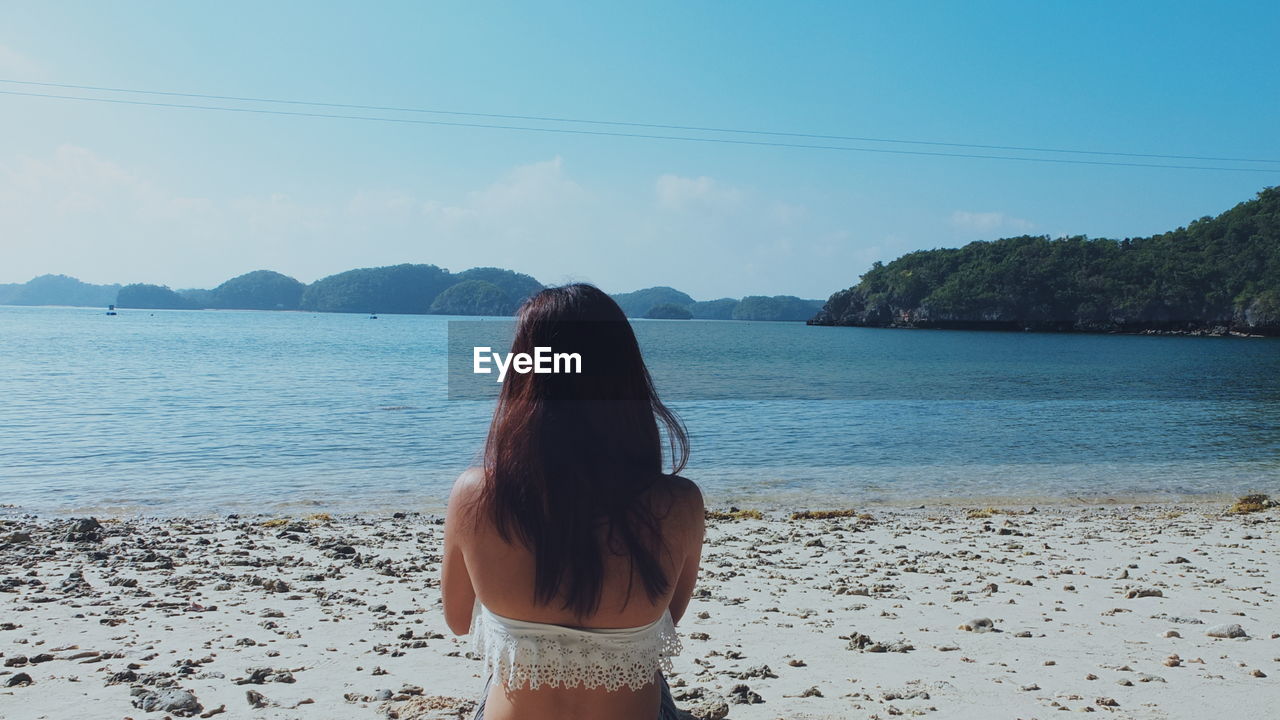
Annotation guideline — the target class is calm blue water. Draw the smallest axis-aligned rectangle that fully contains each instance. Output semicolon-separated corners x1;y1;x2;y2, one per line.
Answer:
2;305;1278;515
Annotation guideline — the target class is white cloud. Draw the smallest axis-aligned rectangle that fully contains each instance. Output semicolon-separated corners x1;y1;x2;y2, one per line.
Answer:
472;157;584;211
654;174;742;212
770;201;808;225
0;146;225;284
0;146;330;285
0;147;875;298
413;157;599;273
426;157;588;231
231;193;328;234
347;190;416;217
949;210;1034;234
0;43;44;78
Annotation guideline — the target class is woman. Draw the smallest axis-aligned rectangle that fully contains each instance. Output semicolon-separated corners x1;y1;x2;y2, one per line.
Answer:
441;283;705;720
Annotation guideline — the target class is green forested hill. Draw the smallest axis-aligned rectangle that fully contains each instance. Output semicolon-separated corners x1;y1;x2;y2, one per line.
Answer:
1;265;544;315
298;265;545;316
688;298;738;320
428;279;516;315
0;275;119;307
299;264;455;314
452;268;543;307
210;270;306;310
644;302;693;319
611;288;822;321
117;283;201;310
810;187;1280;336
732;295;824;321
610;287;696;318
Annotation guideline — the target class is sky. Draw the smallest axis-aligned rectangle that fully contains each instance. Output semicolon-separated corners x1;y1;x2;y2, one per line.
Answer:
1;1;1278;300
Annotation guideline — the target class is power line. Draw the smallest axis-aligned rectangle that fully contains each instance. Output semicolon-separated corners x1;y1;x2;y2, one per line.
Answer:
2;87;1277;174
3;78;1277;166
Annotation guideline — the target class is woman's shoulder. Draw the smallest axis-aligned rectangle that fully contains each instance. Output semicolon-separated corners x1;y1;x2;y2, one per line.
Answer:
446;467;486;522
450;466;484;496
649;474;704;524
453;466;484;490
660;474;703;505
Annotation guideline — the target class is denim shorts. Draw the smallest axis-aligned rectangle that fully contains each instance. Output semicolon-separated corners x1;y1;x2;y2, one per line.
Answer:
472;673;681;719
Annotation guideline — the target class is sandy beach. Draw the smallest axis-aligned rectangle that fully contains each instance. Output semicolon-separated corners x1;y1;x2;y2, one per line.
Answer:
0;501;1275;720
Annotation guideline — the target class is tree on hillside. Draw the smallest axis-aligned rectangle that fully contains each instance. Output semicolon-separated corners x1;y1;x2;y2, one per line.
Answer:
454;267;543;306
428;280;515;316
809;187;1280;335
300;264;454;314
610;287;696;318
116;283;201;310
210;270;305;310
688;298;739;320
8;274;120;307
732;295;823;321
644;302;694;319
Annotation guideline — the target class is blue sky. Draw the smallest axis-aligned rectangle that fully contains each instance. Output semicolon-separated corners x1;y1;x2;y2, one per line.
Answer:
2;1;1277;299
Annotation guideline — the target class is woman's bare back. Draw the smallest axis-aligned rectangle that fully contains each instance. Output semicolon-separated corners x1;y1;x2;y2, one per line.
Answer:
442;468;704;720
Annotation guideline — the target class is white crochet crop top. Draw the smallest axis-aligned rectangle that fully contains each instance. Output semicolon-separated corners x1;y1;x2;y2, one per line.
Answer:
470;601;681;692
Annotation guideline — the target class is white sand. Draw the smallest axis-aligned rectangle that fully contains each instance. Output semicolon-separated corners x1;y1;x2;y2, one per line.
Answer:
0;502;1275;719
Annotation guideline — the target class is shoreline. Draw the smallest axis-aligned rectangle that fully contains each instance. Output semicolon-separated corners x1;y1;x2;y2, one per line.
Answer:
7;305;1277;337
2;502;1277;719
1;491;1262;521
806;320;1278;339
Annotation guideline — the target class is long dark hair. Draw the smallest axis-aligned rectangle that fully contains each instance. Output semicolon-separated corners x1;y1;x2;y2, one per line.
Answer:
479;283;689;617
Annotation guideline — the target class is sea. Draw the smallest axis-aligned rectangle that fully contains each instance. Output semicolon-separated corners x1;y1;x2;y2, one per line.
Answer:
2;305;1278;516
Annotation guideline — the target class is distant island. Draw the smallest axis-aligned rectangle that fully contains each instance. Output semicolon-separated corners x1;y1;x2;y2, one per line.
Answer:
1;266;821;322
611;286;824;321
15;187;1272;332
0;274;121;308
644;302;694;320
809;186;1280;337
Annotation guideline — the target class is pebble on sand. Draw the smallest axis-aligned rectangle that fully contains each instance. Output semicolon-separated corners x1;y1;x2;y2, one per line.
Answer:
2;506;1277;719
688;695;730;720
1206;623;1248;639
958;618;994;633
131;688;203;717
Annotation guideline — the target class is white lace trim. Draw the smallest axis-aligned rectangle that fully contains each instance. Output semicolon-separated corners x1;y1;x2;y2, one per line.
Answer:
471;602;681;692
